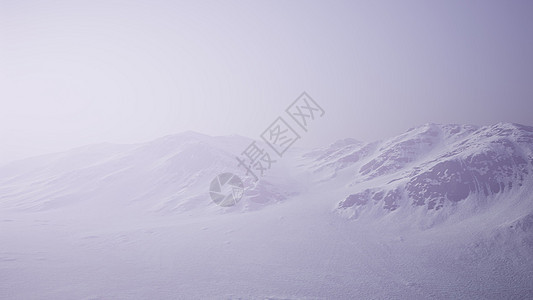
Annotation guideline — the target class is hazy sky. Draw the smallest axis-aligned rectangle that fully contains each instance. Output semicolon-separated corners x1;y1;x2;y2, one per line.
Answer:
1;0;532;163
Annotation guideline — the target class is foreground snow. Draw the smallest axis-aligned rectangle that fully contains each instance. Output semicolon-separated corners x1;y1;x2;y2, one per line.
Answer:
2;190;532;299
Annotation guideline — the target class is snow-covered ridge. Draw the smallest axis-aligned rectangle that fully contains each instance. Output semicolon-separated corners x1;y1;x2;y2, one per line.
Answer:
318;123;533;217
0;132;252;213
0;131;298;214
1;122;532;220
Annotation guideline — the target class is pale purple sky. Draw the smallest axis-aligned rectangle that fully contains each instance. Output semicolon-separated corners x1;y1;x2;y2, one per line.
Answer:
1;1;532;163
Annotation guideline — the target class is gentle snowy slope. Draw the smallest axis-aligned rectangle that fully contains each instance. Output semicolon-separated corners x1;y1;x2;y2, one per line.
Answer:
0;132;296;215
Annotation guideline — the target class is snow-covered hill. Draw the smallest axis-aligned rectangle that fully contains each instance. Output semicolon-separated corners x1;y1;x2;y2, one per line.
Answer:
0;132;299;215
302;123;533;223
1;123;532;299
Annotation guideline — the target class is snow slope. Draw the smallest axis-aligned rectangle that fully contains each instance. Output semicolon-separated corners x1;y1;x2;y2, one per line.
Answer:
1;123;532;299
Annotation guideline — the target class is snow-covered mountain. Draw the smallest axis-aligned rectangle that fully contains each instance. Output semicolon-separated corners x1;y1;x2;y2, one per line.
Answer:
302;123;533;223
0;131;299;215
1;122;532;226
0;132;241;213
1;123;532;299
